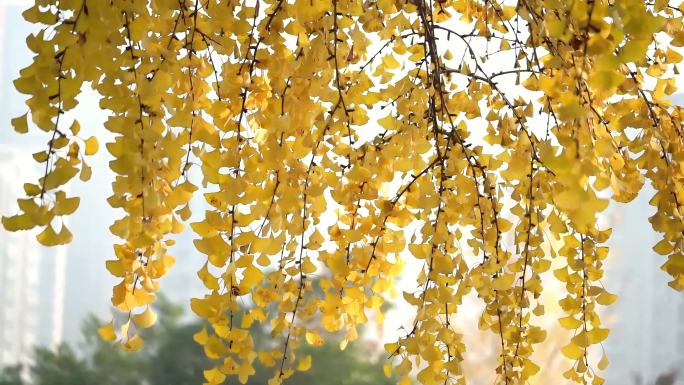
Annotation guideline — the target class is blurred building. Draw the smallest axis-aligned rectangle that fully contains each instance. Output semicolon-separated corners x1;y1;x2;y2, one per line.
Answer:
0;3;67;369
1;3;208;347
604;191;684;384
601;94;684;384
0;148;67;369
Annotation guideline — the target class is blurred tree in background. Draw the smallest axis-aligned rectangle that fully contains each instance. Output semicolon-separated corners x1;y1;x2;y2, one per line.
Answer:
0;297;393;385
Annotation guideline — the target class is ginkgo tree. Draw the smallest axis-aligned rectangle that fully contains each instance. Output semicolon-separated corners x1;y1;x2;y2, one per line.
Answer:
3;0;684;384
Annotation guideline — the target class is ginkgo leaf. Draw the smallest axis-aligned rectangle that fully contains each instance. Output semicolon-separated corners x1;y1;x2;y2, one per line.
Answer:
36;224;72;246
198;262;219;290
84;136;99;155
79;163;92;181
528;326;547;343
23;183;41;196
204;368;226;384
122;334;144;352
561;342;584;360
522;359;540;377
597;290;617;305
558;316;582;329
409;244;431;259
69;120;80;135
32;151;48;163
301;258;317;274
11;113;28;133
297;355;312;371
305;331;324;346
238;363;255;384
193;328;209;345
653;239;673;255
491;273;515;291
383;362;392;378
239;265;264;291
53;193;80;215
133;306;157;328
2;214;36;231
97;322;117;342
587;328;610;344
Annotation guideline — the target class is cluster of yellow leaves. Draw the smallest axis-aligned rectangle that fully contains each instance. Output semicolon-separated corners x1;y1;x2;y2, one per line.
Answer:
2;0;98;246
3;0;684;385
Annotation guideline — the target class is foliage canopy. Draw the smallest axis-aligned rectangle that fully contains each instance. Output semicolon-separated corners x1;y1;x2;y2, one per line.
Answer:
3;0;684;385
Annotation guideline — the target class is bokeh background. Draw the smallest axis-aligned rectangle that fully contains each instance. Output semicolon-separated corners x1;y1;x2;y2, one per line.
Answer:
0;1;683;384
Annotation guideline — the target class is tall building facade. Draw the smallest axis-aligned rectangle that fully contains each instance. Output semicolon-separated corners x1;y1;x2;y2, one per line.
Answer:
603;194;684;384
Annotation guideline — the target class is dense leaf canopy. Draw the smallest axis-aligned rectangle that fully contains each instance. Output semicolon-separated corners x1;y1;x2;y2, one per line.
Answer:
3;0;684;385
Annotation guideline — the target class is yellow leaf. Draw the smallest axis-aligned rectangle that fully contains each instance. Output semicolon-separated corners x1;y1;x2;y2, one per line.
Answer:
42;159;79;190
597;351;609;370
498;218;512;232
193;328;209;345
307;230;324;250
69;120;81;135
238;362;255;384
238;265;264;292
559;316;582;329
381;54;400;70
80;164;92;181
105;260;126;277
11;113;28;133
36;224;73;246
528;326;547;343
204;367;226;384
383;362;392;378
133;306;157;328
408;243;431;259
491;273;515;291
560;341;584;360
84;136;99;155
24;183;41;196
666;48;683;63
198;263;219;290
596;290;617;305
53;193;80;215
268;376;283;385
256;253;270;267
305;331;324;346
572;330;590;348
98;322;117;342
297;355;312;371
384;342;399;354
33;151;48;163
522;359;540;377
2;214;36;231
123;334;144;352
302;258;317;274
653;239;673;255
587;328;609;344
